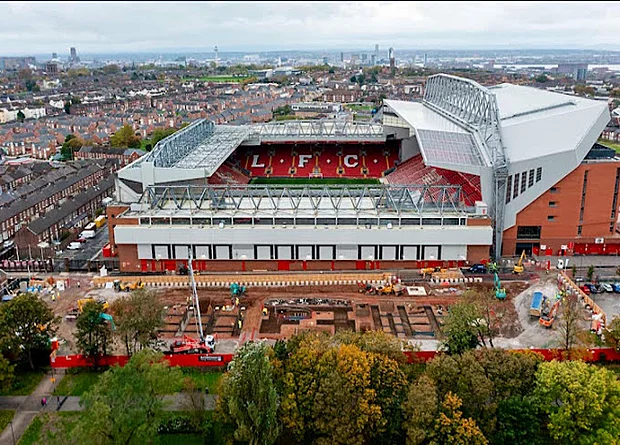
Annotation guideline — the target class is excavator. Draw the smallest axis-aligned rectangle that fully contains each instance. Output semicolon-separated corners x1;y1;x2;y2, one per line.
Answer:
513;250;526;274
113;279;145;292
420;266;446;278
77;297;109;313
358;281;404;296
539;295;561;328
494;272;506;300
230;283;246;298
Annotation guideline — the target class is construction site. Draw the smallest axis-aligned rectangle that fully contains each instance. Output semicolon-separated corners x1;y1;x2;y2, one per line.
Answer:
17;256;609;358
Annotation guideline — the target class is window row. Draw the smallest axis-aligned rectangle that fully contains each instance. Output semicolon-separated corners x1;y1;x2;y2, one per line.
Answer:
506;167;542;203
139;216;467;227
144;244;444;261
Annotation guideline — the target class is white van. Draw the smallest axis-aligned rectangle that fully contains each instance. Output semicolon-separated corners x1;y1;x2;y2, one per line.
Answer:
80;230;96;239
67;242;82;250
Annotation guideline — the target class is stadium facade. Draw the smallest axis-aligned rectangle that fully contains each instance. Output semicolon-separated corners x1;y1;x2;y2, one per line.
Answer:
108;74;613;273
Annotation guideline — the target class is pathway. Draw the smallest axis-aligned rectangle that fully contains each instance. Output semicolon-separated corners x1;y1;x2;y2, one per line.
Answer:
0;369;65;445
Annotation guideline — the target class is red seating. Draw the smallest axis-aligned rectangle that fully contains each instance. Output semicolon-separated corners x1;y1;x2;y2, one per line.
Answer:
386;155;482;206
208;163;250;185
232;142;398;178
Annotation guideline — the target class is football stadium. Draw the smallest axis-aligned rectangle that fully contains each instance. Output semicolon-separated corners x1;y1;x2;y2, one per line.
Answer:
108;74;613;273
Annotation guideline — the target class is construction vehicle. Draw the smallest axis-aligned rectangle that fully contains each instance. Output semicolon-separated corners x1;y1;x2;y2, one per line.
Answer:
358;281;404;296
513;250;526;274
420;266;446;278
494;272;506;300
169;334;215;354
529;292;544;317
169;249;216;355
230;283;246;298
539;297;561;328
113;279;145;292
99;313;116;330
77;297;109;313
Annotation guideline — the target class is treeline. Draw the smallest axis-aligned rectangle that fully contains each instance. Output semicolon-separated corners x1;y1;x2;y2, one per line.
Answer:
217;330;620;445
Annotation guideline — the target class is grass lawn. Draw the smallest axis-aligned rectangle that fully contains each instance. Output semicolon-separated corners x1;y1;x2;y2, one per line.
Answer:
598;138;620;152
19;411;227;445
0;410;15;434
53;369;104;396
195;76;247;83
346;104;374;112
250;177;381;185
0;370;46;396
171;368;223;395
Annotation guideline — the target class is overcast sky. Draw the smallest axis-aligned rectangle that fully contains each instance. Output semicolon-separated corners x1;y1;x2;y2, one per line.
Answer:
1;1;619;56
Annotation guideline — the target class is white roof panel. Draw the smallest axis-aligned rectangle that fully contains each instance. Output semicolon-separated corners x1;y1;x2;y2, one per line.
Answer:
490;84;581;120
384;100;467;134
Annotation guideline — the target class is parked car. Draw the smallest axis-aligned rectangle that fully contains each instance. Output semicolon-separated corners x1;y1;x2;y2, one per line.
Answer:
67;242;82;250
3;240;14;249
600;283;613;293
612;283;620;293
585;283;599;294
580;285;591;295
466;264;488;274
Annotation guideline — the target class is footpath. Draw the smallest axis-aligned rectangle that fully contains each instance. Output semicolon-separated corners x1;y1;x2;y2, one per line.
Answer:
0;370;215;444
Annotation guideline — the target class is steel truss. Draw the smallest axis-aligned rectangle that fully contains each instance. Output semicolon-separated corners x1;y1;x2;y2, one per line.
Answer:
423;74;508;259
247;121;384;142
138;184;465;217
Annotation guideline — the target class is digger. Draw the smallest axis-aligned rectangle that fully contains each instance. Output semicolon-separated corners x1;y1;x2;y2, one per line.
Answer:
113;279;145;292
358;281;404;296
77;297;109;313
420;266;446;278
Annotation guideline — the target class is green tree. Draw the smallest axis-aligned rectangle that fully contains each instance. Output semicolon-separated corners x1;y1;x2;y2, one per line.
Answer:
587;265;595;281
431;392;488;445
150;127;177;146
70;350;183;445
75;301;112;367
111;289;164;356
534;360;620;444
61;134;83;160
440;302;483;354
16;110;25;123
217;341;280;445
535;74;548;83
110;124;141;148
0;355;15;391
0;293;58;369
64;101;71;114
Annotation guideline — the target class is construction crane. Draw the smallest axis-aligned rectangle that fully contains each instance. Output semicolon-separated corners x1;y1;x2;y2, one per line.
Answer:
513;250;526;274
494;271;506;300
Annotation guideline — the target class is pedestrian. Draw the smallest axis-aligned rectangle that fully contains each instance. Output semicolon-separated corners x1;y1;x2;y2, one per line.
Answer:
77;281;81;289
204;387;209;395
40;398;45;407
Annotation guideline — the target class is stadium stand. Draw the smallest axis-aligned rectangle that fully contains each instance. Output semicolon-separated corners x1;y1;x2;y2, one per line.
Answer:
207;162;250;185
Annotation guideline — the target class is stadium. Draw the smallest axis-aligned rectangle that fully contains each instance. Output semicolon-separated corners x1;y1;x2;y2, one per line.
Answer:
108;74;613;273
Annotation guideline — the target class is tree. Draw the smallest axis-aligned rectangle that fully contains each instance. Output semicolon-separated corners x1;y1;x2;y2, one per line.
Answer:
440;302;483;354
110;124;141;148
64;101;71;114
535;74;548;83
556;294;591;357
70;350;183;445
75;301;112;367
0;355;15;392
111;289;164;356
587;265;595;281
16;110;25;123
424;349;543;439
534;360;620;444
150;127;177;146
217;342;280;445
605;316;620;351
402;377;487;445
61;134;83;160
0;293;58;369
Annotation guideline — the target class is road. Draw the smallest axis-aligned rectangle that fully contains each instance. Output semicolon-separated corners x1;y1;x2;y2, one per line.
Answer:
54;224;110;269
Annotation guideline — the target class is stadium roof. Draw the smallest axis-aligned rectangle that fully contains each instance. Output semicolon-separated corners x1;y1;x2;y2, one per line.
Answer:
385;84;609;167
245;121;384;143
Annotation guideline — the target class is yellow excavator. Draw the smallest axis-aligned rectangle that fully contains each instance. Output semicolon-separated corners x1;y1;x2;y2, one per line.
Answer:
513;250;526;274
113;279;145;292
77;297;110;313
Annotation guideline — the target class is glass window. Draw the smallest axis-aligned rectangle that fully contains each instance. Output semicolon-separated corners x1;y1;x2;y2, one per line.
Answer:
401;218;421;226
443;218;460;226
517;226;541;239
528;169;535;187
422;218;442;226
317;218;336;226
233;217;253;225
521;172;527;193
275;218;294;226
254;217;274;225
536;167;542;182
295;218;315;226
171;218;191;225
151;217;170;225
337;218;358;226
139;217;150;225
192;218;211;226
506;175;512;203
513;174;519;199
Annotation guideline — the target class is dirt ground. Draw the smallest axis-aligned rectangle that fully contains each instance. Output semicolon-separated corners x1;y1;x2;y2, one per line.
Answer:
38;273;546;355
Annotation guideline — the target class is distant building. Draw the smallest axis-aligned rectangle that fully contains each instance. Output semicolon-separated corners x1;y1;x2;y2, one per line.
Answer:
52;52;58;59
340;52;344;62
46;61;59;75
69;47;80;63
290;102;342;118
388;47;395;71
0;57;36;71
558;63;588;82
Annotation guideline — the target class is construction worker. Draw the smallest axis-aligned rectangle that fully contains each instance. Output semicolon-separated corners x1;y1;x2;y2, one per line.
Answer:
238;319;242;329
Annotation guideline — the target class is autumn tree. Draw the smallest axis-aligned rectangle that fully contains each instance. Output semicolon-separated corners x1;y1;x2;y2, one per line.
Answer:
69;350;183;445
110;124;141;148
75;301;112;367
111;289;164;356
217;341;280;445
424;349;543;440
61;134;83;160
402;376;487;445
17;110;25;123
604;315;620;351
556;294;592;358
534;360;620;444
0;355;15;391
0;293;58;369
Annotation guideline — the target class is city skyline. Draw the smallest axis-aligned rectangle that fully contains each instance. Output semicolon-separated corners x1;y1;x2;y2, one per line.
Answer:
1;1;620;56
